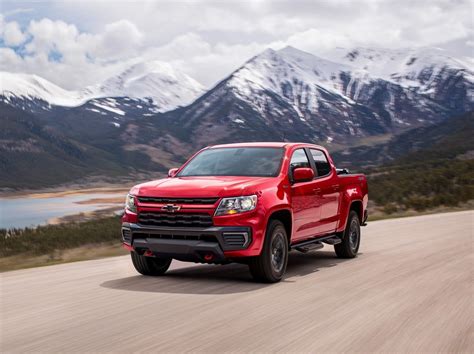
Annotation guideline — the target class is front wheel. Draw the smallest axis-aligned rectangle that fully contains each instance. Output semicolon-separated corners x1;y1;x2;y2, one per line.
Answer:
248;220;288;283
334;210;360;258
131;252;172;276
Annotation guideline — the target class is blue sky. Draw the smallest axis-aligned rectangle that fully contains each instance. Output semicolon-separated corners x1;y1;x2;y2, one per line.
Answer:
1;0;472;89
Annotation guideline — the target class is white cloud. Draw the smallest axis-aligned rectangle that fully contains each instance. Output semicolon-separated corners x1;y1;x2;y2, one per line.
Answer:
90;20;143;59
0;0;472;89
3;21;26;46
0;47;22;68
26;18;80;54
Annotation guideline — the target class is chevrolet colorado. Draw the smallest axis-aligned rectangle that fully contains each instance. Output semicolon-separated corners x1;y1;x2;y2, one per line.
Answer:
122;142;368;282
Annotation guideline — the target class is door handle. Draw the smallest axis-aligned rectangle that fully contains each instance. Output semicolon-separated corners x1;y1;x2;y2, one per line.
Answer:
313;188;321;194
331;184;340;191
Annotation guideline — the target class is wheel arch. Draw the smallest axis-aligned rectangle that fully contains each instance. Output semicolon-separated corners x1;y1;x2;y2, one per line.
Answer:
337;199;363;232
350;200;363;223
267;208;293;245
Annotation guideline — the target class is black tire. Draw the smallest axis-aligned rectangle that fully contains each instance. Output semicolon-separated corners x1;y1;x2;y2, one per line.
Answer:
130;252;172;276
334;210;361;258
249;220;288;283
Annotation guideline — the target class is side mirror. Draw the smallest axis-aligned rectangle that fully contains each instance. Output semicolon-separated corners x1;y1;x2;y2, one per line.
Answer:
168;168;179;177
293;167;314;182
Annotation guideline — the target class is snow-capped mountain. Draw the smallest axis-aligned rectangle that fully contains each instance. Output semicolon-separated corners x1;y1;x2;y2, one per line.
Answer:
333;46;472;85
159;46;470;146
0;72;88;107
227;46;473;123
0;61;205;113
330;46;473;113
228;47;353;106
84;61;204;112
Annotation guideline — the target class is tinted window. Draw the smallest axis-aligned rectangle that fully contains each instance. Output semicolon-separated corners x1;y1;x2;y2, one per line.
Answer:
290;149;311;174
310;149;331;176
178;147;283;177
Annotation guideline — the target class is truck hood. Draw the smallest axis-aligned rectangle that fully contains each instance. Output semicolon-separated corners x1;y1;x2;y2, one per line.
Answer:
130;176;273;198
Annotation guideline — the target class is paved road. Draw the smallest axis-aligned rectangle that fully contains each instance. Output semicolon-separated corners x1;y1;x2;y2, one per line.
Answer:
2;211;473;353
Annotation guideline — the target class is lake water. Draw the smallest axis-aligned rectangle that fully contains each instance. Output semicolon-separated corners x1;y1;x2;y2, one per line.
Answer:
0;192;125;229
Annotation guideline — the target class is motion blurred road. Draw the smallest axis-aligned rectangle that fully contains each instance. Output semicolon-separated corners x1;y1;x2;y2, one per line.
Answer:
2;211;473;353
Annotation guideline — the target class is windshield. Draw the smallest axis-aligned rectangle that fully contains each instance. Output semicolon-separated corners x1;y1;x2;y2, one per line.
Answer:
178;147;284;177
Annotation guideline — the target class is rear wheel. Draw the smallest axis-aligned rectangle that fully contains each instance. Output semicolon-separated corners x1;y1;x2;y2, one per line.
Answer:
248;220;288;283
131;252;172;276
334;210;360;258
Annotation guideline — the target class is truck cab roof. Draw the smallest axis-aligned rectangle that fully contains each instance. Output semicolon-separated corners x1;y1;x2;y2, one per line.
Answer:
209;142;326;150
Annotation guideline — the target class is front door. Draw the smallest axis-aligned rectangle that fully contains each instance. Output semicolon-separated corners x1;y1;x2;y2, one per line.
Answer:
290;148;322;241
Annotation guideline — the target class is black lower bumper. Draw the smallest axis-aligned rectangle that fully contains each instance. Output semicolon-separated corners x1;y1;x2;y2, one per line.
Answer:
133;238;226;262
122;223;252;262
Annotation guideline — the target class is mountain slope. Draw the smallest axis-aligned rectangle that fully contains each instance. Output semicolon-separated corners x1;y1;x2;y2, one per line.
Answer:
332;111;474;169
0;103;170;189
357;111;474;213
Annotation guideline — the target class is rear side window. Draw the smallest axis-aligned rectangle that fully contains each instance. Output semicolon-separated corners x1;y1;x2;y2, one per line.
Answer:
310;149;331;176
290;149;311;173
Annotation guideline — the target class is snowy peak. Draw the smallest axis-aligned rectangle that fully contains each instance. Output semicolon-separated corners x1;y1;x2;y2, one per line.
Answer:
228;46;352;100
87;60;205;112
342;46;471;70
334;46;473;87
0;71;87;107
1;61;205;112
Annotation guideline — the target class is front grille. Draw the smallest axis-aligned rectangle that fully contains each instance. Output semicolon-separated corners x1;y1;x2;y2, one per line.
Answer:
138;197;219;205
138;212;213;227
133;232;216;242
122;228;132;243
223;232;248;248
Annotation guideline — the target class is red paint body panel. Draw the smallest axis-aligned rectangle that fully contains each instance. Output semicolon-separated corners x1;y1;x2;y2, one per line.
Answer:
122;142;368;260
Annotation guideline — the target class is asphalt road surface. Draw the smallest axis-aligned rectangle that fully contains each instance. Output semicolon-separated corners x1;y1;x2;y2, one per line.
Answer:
2;211;473;353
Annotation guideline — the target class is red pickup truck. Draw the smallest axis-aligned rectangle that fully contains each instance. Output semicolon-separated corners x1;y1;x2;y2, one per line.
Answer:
122;142;368;282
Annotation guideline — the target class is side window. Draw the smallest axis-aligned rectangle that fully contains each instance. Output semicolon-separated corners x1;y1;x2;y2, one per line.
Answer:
310;149;331;176
290;149;311;175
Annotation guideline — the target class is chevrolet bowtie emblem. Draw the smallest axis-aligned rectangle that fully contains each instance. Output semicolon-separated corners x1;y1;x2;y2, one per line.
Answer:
161;204;181;213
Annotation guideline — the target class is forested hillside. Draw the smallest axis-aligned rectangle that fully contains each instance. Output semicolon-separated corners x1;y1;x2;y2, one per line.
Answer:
363;112;474;213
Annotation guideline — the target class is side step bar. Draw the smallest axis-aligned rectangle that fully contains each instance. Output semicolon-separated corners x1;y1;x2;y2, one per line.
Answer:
291;234;342;253
295;242;324;253
322;237;342;245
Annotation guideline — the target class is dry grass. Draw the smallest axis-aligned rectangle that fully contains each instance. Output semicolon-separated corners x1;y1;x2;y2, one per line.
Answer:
0;242;128;272
368;202;474;221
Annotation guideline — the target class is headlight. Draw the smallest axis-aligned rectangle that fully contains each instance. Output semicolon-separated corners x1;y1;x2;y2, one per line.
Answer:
215;195;257;216
125;194;137;213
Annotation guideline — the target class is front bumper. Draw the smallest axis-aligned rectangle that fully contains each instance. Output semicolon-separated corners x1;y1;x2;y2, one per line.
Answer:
122;223;252;263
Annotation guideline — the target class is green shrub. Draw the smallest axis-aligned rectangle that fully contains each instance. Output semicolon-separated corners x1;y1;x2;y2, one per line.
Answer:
369;159;474;212
0;216;121;257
